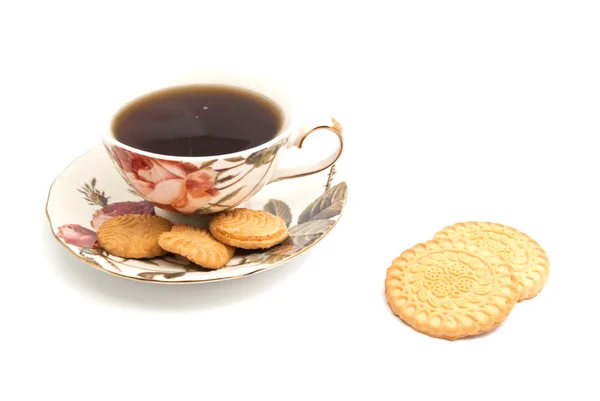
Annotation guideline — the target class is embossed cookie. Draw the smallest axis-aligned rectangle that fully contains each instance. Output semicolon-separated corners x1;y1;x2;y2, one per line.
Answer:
385;238;519;340
209;208;288;249
158;225;235;269
433;222;550;302
97;214;173;259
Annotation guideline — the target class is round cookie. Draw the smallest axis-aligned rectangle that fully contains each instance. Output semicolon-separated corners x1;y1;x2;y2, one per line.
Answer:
433;222;549;302
97;214;173;259
385;238;519;340
209;208;288;249
158;225;235;269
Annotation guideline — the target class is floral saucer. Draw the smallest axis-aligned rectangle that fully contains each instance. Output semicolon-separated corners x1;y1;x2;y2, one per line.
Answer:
46;146;347;283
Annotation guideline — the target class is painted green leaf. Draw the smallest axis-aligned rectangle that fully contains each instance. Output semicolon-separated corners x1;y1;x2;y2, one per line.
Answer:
324;165;337;191
290;234;320;247
163;272;186;279
263;245;301;264
138;272;162;279
216;173;240;184
266;237;294;250
91;178;97;189
214;186;244;205
289;219;335;237
199;159;218;169
298;182;347;224
243;253;267;264
245;142;283;167
161;254;195;266
79;248;99;257
267;245;298;257
224;156;244;162
264;199;292;227
310;200;344;221
136;259;159;266
194;206;211;214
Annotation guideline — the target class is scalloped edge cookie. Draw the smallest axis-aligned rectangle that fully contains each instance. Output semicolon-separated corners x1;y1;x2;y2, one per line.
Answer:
385;237;519;340
433;221;550;302
209;208;288;249
97;214;173;259
158;225;235;269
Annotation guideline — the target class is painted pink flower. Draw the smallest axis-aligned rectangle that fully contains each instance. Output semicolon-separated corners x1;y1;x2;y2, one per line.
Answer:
57;224;97;248
112;147;219;213
91;200;155;230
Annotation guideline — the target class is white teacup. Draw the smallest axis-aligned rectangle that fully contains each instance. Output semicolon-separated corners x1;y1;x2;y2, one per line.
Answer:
100;70;343;215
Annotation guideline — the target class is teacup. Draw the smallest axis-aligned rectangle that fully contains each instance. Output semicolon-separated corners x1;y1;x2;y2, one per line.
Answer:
100;70;344;215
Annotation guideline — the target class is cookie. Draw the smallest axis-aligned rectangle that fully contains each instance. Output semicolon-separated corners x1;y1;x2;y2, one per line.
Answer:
209;208;288;249
385;238;519;340
97;214;173;258
158;225;235;269
433;222;549;302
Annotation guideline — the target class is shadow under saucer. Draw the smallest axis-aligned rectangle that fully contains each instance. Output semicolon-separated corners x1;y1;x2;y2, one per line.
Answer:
44;222;311;311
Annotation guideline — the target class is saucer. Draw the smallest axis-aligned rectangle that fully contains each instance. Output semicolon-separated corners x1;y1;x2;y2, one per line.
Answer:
46;145;348;283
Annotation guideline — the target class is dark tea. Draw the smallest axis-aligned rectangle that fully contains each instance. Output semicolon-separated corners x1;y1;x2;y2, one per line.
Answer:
112;84;284;157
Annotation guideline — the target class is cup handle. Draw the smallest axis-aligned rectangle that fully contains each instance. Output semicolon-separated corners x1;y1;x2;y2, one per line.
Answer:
268;116;344;183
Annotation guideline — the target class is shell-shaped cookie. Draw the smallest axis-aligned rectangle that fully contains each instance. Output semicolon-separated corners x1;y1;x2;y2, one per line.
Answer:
97;214;173;259
158;225;235;269
385;238;519;340
433;221;550;302
209;208;288;249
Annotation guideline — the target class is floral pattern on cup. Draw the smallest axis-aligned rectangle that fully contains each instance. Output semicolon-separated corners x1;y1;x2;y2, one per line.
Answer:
110;147;219;213
105;139;285;215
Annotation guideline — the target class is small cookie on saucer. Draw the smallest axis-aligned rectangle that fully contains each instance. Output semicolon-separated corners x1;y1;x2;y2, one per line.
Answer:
158;225;235;269
433;222;550;302
209;208;288;249
385;237;519;340
97;214;173;259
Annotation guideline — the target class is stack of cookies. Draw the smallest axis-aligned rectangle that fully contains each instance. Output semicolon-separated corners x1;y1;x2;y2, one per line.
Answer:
384;222;550;340
96;208;289;269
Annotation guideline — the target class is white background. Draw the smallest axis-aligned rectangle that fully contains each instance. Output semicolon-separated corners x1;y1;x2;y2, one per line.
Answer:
2;1;600;400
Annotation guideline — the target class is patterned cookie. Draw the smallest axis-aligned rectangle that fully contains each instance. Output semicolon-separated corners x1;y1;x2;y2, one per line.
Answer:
97;214;173;258
158;225;235;269
385;238;519;340
433;222;549;302
209;208;288;249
